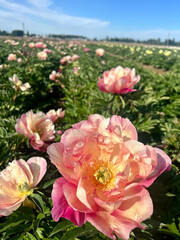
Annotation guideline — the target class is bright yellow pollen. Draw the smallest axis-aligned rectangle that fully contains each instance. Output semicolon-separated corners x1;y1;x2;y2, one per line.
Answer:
94;167;112;185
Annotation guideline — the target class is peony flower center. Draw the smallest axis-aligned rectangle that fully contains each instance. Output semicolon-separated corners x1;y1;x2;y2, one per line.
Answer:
94;167;112;185
37;128;43;136
17;182;33;197
17;182;29;193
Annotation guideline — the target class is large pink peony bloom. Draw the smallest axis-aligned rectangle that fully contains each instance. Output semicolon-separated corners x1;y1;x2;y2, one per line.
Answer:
98;66;140;94
0;157;47;216
47;114;171;240
15;110;55;151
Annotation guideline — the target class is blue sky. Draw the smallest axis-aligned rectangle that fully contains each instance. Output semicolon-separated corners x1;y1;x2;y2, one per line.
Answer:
0;0;180;40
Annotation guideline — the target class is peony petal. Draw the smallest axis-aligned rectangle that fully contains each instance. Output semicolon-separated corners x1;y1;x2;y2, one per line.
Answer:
76;178;97;211
63;181;92;212
125;140;146;155
47;142;76;183
0;202;22;216
108;115;137;141
87;186;152;240
141;147;171;187
27;157;47;187
115;185;153;225
51;178;86;226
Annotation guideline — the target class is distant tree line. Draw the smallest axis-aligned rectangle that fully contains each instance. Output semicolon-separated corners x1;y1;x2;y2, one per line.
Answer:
101;36;180;46
48;34;87;40
0;29;180;46
0;30;87;40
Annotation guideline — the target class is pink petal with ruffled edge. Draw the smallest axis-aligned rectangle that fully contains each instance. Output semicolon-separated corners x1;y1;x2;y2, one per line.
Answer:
108;115;138;141
141;146;171;187
27;157;47;187
51;178;86;226
86;185;153;240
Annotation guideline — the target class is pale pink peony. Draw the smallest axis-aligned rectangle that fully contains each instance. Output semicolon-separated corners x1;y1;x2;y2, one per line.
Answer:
49;70;62;81
17;58;22;63
9;74;31;91
0;64;3;70
95;48;104;57
11;41;19;46
42;44;47;49
35;42;44;48
43;48;52;54
98;66;140;94
15;110;55;151
71;54;80;61
47;114;171;240
46;108;65;122
83;47;90;52
49;71;57;81
8;53;16;61
29;42;35;48
0;157;47;216
37;51;48;60
60;56;71;64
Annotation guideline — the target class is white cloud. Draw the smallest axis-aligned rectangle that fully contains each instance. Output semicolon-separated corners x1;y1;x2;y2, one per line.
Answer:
0;0;110;35
27;0;52;8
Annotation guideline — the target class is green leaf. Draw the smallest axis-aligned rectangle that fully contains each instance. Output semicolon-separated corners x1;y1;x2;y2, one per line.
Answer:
33;213;45;233
30;194;45;213
0;220;25;233
49;220;74;237
25;232;37;240
42;179;56;189
60;226;93;240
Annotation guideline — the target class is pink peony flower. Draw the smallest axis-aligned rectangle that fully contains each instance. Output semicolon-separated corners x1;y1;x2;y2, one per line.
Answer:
71;54;80;61
43;48;52;54
73;67;80;75
9;74;31;91
8;53;16;61
0;64;3;70
46;108;65;122
95;48;104;57
42;44;47;49
47;114;171;240
11;41;19;46
35;42;44;48
15;110;55;151
83;47;90;52
49;71;57;81
98;66;140;94
17;58;22;63
29;42;35;48
60;56;71;64
37;51;48;60
0;157;47;216
49;70;62;81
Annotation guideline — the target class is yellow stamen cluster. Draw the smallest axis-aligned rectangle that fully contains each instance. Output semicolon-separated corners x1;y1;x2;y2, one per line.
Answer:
94;167;112;185
17;182;33;197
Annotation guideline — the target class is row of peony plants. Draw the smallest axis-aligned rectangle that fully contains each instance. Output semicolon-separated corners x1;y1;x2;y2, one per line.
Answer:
0;38;179;239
